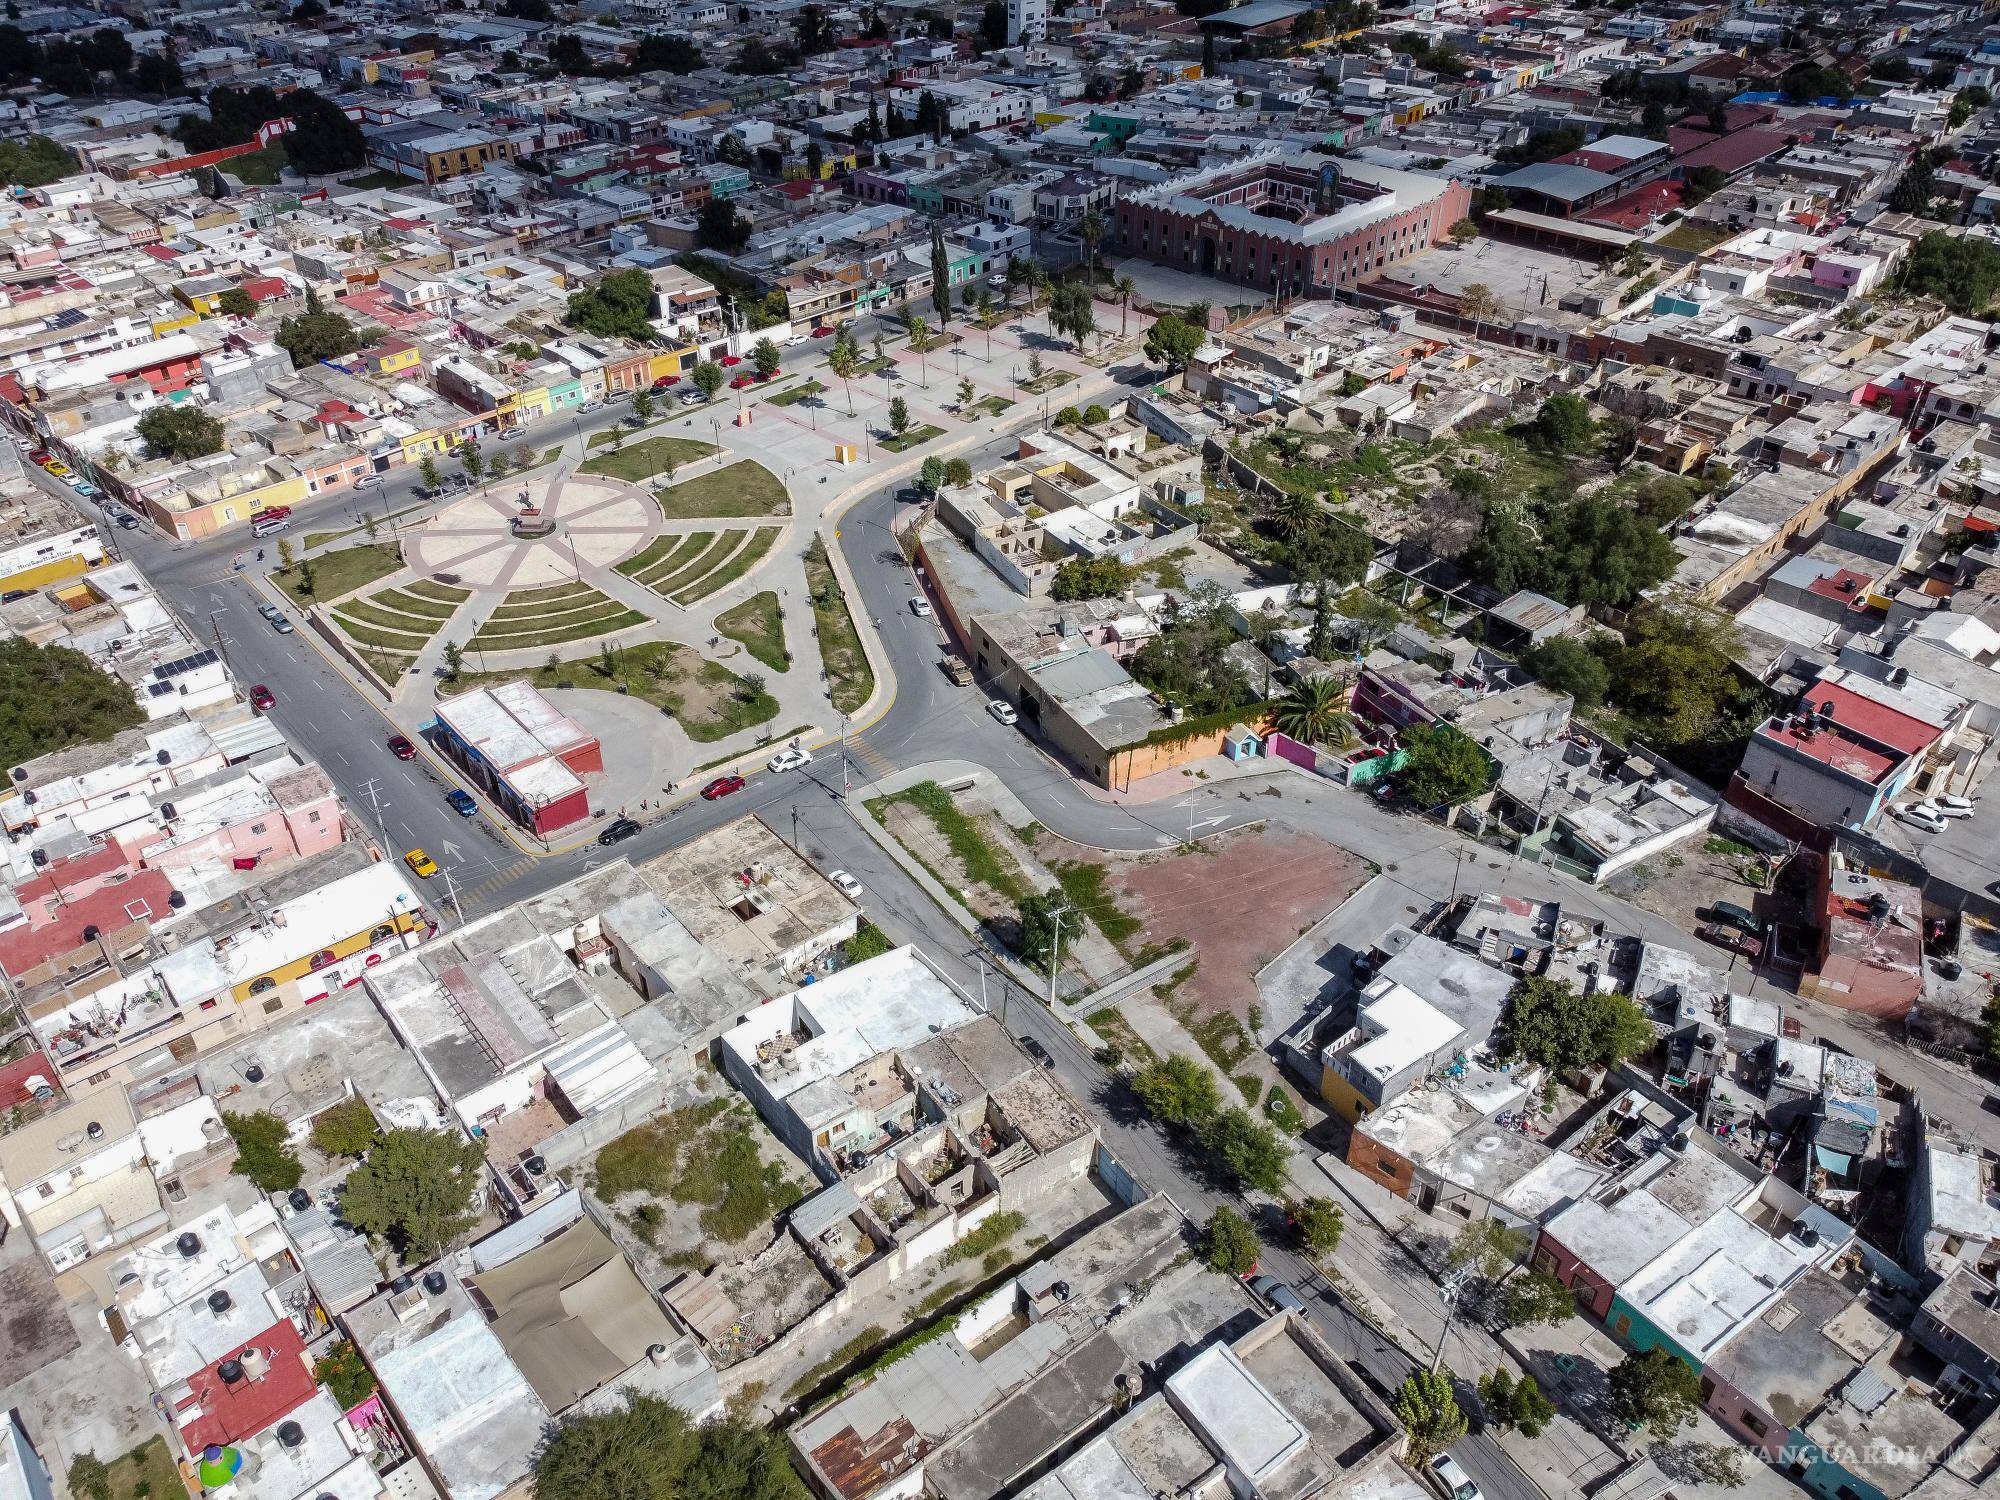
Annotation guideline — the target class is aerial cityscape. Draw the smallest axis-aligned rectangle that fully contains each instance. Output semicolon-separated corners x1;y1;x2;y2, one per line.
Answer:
2;3;2000;1500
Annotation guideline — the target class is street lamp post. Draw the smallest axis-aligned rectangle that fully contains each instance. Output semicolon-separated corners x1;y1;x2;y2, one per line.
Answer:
1428;1270;1470;1375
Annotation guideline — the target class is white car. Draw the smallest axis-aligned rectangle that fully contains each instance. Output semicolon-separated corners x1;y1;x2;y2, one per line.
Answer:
1428;1453;1482;1500
1896;801;1947;834
1935;793;1976;817
356;473;383;487
768;746;813;773
987;699;1018;726
909;596;933;618
679;389;706;407
828;869;863;901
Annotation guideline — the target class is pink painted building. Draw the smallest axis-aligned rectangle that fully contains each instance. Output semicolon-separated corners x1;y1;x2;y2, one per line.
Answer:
119;761;344;876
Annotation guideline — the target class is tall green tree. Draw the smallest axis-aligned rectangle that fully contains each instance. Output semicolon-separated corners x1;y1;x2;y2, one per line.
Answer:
1132;1054;1220;1128
224;1110;304;1192
1608;1348;1703;1434
0;638;145;764
136;405;225;460
930;219;952;328
1290;1196;1345;1257
280;89;367;175
341;1127;486;1260
276;307;361;368
1144;313;1203;369
693;359;726;400
1201;1206;1260;1275
1396;722;1490;808
565;268;656;341
1501;976;1654;1076
537;1394;805;1500
1393;1370;1468;1462
751;336;781;380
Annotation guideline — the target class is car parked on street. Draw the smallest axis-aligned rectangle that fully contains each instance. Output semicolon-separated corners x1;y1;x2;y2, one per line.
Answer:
769;746;813;773
1896;801;1947;834
987;699;1017;725
267;611;294;633
701;774;746;800
909;596;932;617
387;735;416;760
828;869;863;901
249;684;275;710
598;817;642;846
258;602;285;623
1428;1453;1482;1500
1019;1035;1054;1068
1247;1275;1305;1313
1935;793;1976;817
445;789;477;817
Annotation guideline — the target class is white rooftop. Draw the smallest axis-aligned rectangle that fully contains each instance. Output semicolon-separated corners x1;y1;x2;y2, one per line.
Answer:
373;1311;548;1500
1337;977;1465;1082
1164;1341;1307;1484
1619;1205;1828;1360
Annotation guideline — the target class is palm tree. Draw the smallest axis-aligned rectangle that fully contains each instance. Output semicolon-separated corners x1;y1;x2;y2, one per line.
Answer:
827;334;860;416
974;289;998;358
1274;488;1321;540
1080;208;1105;282
906;314;932;389
1274;674;1352;747
1115;274;1137;337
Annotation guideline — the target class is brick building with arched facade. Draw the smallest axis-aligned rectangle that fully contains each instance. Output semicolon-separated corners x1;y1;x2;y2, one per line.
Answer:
1113;154;1470;300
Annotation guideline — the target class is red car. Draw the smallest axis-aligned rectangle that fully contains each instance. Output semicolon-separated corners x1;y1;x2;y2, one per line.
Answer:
721;355;742;366
730;375;754;389
29;449;48;464
658;375;680;387
250;684;275;711
811;326;834;338
387;734;416;760
701;774;746;800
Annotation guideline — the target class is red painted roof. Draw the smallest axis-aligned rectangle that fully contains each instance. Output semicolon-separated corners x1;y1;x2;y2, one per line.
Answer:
241;276;287;303
0;866;175;974
0;1051;59;1110
1759;717;1895;784
1583;178;1685;230
1551;148;1643;174
176;1320;317;1453
143;244;181;262
1672;125;1791;175
1814;680;1942;756
1805;568;1872;603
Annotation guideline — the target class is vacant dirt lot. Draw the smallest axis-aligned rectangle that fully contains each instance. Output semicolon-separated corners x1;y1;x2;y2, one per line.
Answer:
1047;826;1370;1020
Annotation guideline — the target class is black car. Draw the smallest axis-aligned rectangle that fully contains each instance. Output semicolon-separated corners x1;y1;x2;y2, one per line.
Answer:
598;817;642;847
1019;1035;1055;1068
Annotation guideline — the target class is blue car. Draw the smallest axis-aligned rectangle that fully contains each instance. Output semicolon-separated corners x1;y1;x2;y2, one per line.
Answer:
446;789;477;817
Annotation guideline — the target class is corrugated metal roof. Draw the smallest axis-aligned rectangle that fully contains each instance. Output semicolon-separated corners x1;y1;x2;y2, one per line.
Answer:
1493;161;1619;201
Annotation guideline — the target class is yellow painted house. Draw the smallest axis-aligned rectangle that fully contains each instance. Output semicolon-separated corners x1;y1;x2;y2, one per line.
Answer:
0;524;105;593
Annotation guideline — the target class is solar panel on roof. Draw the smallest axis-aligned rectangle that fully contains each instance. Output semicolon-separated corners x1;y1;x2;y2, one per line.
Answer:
155;649;218;680
147;682;175;698
47;307;87;331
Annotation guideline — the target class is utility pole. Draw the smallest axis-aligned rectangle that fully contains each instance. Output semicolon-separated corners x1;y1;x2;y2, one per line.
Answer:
207;610;231;673
840;714;850;799
440;866;464;926
1044;901;1073;1010
1428;1270;1469;1374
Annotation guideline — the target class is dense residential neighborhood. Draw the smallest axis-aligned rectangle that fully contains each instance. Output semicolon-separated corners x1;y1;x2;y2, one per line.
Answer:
7;3;2000;1500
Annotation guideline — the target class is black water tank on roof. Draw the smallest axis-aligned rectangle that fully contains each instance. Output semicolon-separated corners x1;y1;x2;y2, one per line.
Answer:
177;1231;202;1258
207;1290;232;1315
422;1270;447;1296
217;1359;244;1384
277;1421;304;1449
288;1188;311;1213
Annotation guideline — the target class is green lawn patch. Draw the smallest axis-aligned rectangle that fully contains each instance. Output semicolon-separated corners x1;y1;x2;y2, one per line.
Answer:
500;580;597;606
976;395;1014;416
337;599;448;635
674;527;780;604
805;536;873;715
880;423;944;453
649;532;736;597
486;597;625;628
715;590;787;671
402;579;473;605
615;535;683;578
487;585;616;623
634;533;712;585
469;610;648;650
853;355;894;377
454;640;776;742
100;1435;181;1500
332;612;436;650
1051;860;1143;950
653;461;791;520
359;650;417;682
303;531;341;550
278;543;402;603
869;781;1028;902
579;434;718;481
1654;221;1736;254
1023;369;1074;394
369;587;461;621
767;379;826;407
1186;1010;1262;1104
227;142;289;185
942;1210;1025;1265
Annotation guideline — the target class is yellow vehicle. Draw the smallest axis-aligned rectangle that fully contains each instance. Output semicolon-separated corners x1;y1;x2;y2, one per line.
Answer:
403;848;439;879
43;462;70;476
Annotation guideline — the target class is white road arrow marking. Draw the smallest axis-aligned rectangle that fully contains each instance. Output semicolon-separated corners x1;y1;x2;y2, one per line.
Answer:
441;840;463;860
